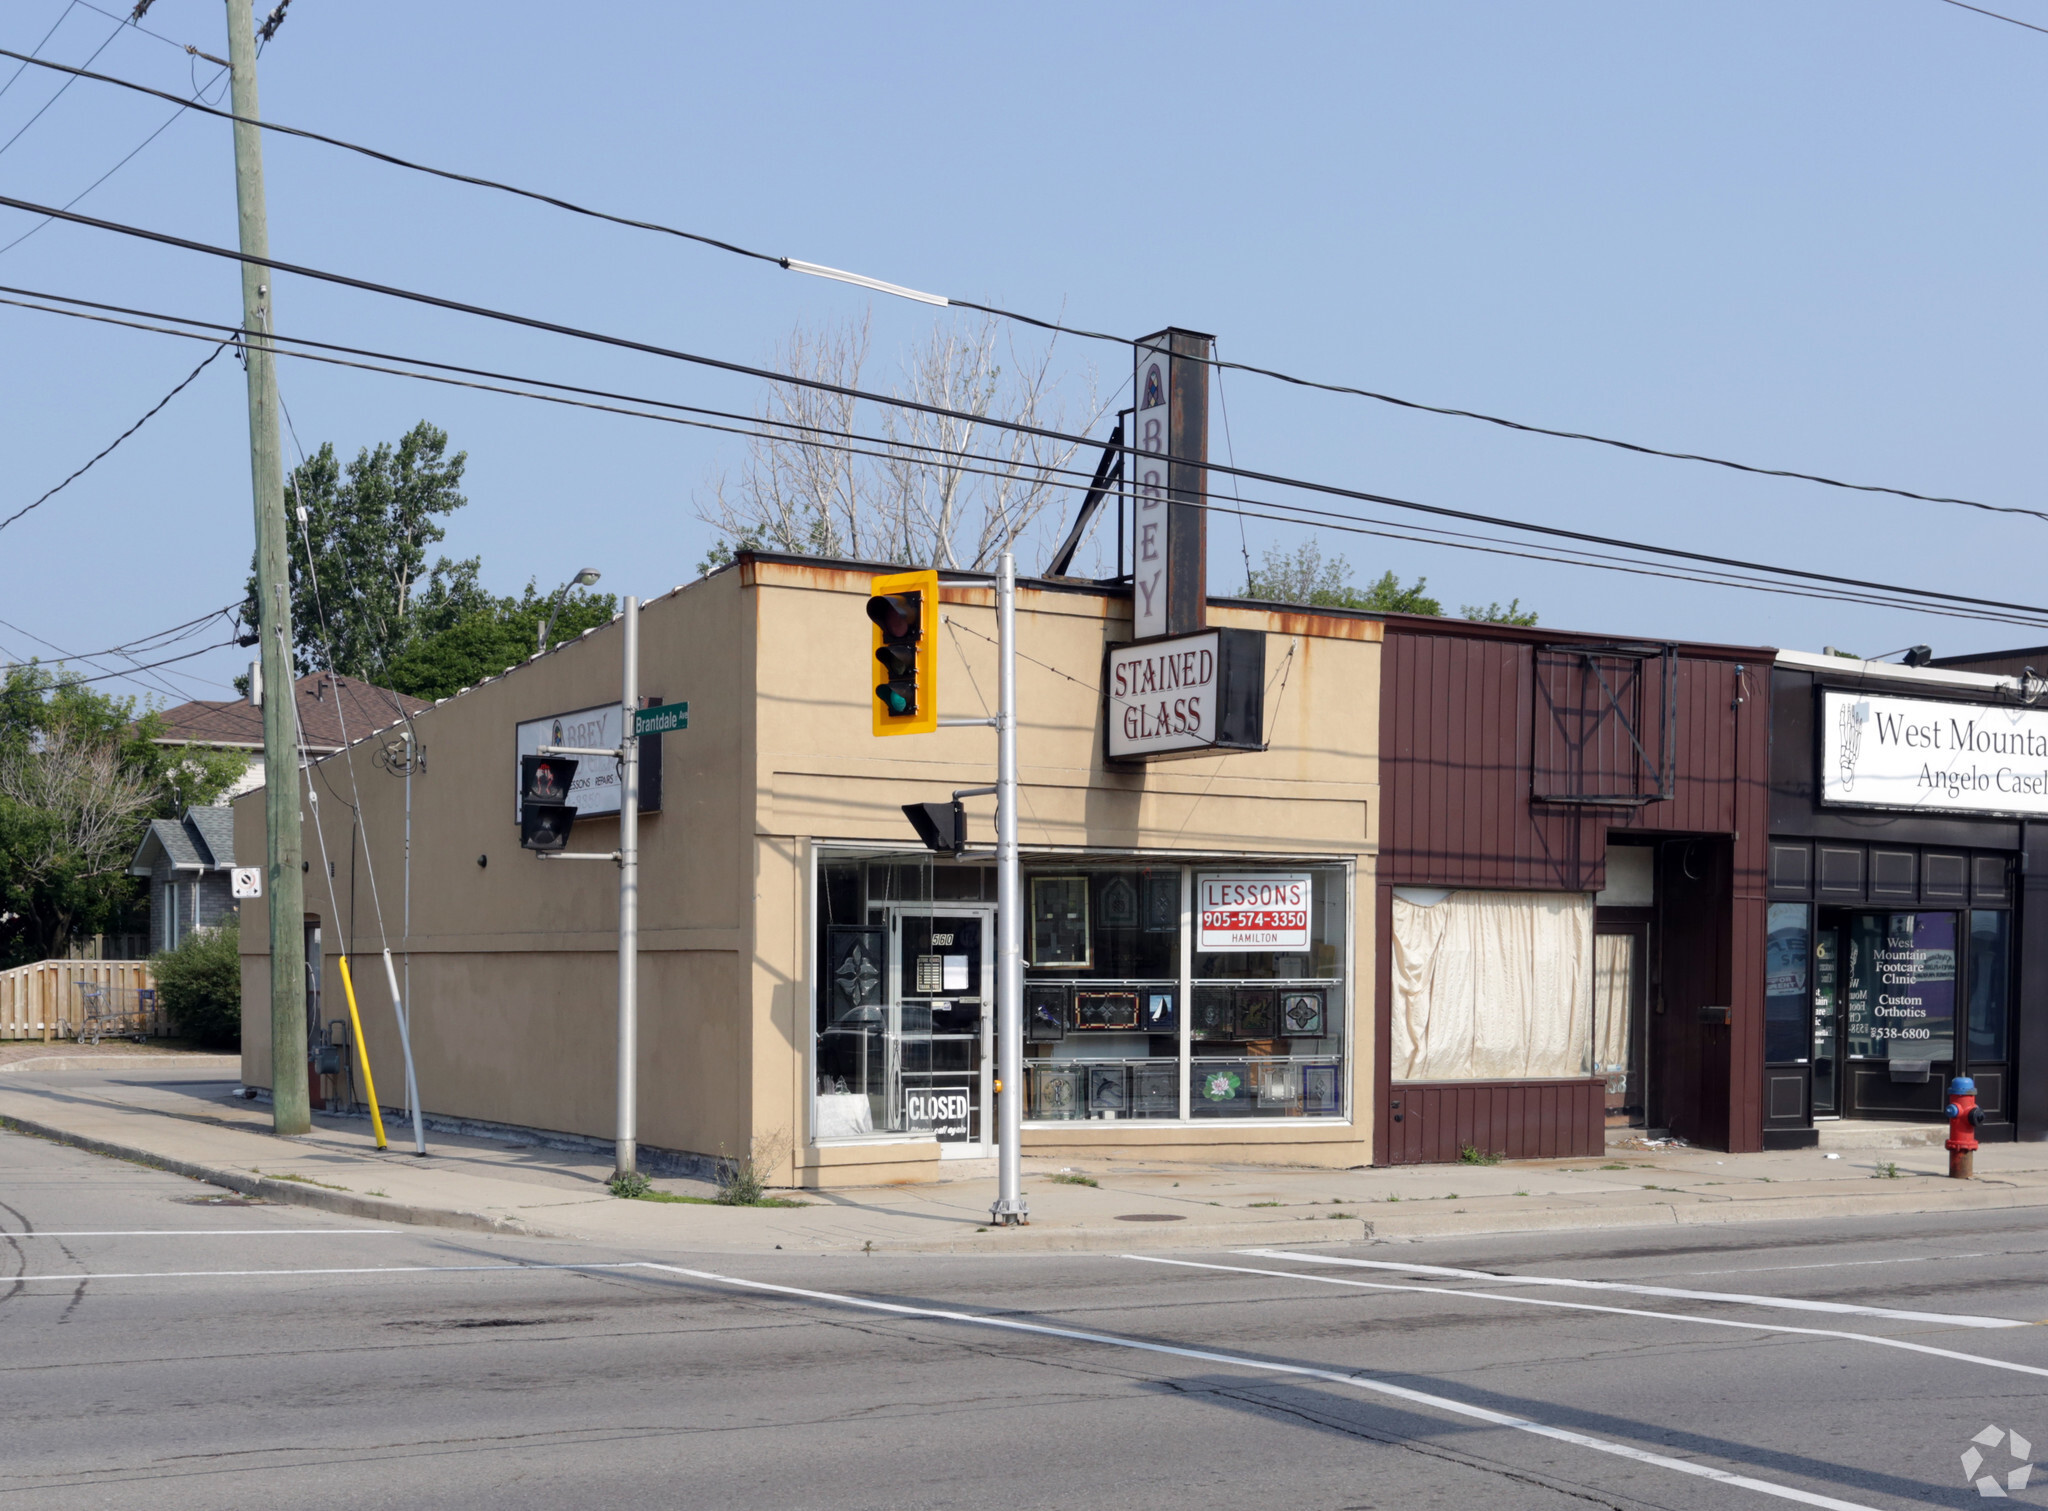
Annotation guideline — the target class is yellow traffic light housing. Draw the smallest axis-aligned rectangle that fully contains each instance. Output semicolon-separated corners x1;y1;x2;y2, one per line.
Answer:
868;568;938;736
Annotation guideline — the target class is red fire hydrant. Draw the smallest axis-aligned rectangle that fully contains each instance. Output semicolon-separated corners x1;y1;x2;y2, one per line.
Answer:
1946;1077;1983;1180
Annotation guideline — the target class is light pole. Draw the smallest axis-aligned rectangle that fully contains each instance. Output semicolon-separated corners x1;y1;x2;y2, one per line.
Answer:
538;567;602;654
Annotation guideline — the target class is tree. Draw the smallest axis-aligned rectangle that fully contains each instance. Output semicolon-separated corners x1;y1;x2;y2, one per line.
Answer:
696;311;1103;573
1241;538;1443;616
154;920;241;1048
381;580;619;702
0;665;244;965
1461;598;1539;626
244;421;480;681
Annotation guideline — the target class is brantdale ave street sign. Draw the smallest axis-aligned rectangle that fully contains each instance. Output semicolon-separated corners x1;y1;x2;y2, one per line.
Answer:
1104;629;1266;762
634;701;689;737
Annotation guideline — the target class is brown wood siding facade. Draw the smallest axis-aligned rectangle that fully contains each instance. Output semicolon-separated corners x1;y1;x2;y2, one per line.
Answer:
1376;621;1772;1163
1385;1080;1608;1163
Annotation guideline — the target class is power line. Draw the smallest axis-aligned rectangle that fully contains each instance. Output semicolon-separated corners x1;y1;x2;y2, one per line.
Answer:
0;43;2028;526
6;204;2042;630
5;281;2046;631
0;5;78;110
0;56;230;259
0;11;126;161
0;338;231;534
1937;0;2048;36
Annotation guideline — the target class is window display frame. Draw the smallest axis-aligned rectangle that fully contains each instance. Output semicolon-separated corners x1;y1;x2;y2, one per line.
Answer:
808;845;1354;1145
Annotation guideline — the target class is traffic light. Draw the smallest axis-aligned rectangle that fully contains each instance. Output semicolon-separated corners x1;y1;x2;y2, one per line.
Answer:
867;568;938;736
903;799;966;856
519;754;579;852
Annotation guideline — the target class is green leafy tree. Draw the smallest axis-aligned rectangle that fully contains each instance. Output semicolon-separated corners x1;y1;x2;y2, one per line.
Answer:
244;421;480;681
382;580;619;702
1241;538;1444;616
0;665;244;965
153;920;241;1048
1461;599;1540;626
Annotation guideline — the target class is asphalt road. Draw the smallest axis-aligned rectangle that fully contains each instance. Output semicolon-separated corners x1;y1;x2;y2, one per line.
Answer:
4;1127;2046;1510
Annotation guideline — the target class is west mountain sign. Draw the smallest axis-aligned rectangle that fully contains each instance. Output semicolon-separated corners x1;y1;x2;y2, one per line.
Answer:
1821;689;2048;817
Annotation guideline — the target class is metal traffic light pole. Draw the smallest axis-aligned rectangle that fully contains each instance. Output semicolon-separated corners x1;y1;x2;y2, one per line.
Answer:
990;552;1027;1226
535;595;640;1179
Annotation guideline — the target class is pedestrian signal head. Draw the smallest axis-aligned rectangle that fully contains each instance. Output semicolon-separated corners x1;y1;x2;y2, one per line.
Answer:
867;569;938;736
520;754;580;852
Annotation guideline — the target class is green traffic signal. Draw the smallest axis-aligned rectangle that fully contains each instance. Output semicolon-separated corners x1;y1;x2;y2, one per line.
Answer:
868;590;923;719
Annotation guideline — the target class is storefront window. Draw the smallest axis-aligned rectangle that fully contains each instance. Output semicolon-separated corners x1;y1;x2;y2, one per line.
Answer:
1967;910;2010;1065
1843;912;1955;1064
1391;889;1593;1082
814;849;1351;1140
1764;902;1810;1065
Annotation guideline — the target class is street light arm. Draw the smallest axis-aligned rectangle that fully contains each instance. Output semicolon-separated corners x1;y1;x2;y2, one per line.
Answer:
537;581;572;654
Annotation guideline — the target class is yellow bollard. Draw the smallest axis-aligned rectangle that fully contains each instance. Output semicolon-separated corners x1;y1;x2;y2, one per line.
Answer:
334;954;388;1150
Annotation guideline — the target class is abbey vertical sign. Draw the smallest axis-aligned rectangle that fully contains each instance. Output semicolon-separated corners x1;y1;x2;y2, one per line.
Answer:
1821;689;2048;816
1130;328;1212;641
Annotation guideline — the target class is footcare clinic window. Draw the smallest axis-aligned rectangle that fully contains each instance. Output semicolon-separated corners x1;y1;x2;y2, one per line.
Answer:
812;850;1352;1142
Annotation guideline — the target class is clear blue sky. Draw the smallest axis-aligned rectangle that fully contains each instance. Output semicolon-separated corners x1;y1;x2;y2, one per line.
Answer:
2;0;2044;706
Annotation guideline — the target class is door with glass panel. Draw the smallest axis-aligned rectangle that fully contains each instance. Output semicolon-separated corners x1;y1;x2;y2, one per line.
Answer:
1835;909;1955;1119
1593;921;1648;1126
889;906;995;1151
1762;902;1813;1131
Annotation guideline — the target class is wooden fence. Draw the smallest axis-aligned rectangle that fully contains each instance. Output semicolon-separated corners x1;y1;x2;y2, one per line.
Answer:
0;960;161;1041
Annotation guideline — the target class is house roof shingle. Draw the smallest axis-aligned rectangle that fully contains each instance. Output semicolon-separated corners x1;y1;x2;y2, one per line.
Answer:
152;672;427;752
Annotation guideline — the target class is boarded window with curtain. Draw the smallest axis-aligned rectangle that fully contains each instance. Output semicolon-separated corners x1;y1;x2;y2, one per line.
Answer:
1392;888;1594;1081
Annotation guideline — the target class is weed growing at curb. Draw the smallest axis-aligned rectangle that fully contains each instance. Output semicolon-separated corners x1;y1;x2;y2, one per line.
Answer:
608;1167;805;1206
1050;1173;1097;1187
262;1171;348;1191
1248;1200;1282;1207
1874;1161;1902;1179
1457;1144;1502;1165
1599;1163;1629;1171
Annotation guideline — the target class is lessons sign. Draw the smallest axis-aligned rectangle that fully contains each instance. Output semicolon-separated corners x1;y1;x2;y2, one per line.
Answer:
1196;873;1312;952
1821;690;2048;817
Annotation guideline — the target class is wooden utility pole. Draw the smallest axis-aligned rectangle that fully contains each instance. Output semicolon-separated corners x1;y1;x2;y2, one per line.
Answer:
226;0;308;1135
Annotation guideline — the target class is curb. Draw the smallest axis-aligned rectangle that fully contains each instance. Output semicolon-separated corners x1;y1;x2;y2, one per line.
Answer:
0;1054;242;1075
0;1112;556;1240
872;1183;2048;1253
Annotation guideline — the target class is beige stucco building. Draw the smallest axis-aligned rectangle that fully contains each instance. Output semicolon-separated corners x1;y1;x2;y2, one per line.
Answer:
237;555;1382;1187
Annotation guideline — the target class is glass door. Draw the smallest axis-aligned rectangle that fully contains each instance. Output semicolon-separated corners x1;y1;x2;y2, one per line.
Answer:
891;906;994;1151
1811;923;1840;1116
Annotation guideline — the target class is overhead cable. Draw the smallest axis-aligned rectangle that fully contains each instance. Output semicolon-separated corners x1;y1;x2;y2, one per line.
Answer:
0;42;2026;523
2;204;2040;627
2;277;2044;630
0;338;231;534
1938;0;2048;36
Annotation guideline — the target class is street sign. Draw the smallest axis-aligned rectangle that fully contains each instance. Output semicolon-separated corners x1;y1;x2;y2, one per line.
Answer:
231;867;263;899
634;701;688;737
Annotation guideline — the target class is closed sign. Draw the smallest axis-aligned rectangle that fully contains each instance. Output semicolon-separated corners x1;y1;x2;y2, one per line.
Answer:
903;1087;971;1142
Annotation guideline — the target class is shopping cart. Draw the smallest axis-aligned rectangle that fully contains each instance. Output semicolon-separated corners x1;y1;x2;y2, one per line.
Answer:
77;983;156;1046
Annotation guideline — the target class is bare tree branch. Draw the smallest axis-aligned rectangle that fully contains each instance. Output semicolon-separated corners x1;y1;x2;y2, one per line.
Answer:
697;310;1102;573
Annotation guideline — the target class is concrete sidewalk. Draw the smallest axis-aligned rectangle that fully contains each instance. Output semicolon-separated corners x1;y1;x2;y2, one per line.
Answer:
4;1051;2046;1253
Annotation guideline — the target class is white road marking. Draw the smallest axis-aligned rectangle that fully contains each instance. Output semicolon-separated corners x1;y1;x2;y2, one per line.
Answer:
0;1262;649;1283
1242;1249;2030;1329
0;1229;399;1238
640;1262;1885;1511
1131;1255;2048;1379
1678;1253;1991;1278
